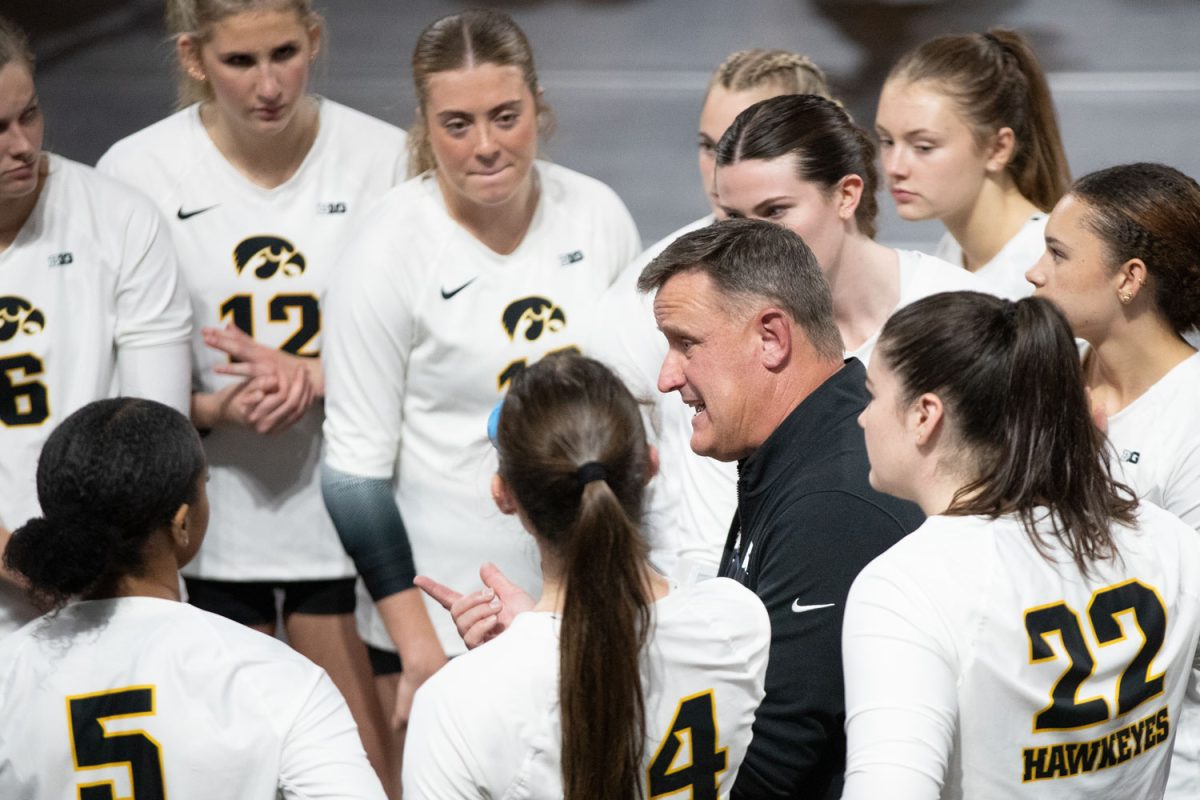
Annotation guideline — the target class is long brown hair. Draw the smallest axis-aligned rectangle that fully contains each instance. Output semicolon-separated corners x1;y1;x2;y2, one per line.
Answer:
496;353;653;798
408;8;553;178
876;292;1137;576
1069;163;1200;336
887;28;1070;212
166;0;320;108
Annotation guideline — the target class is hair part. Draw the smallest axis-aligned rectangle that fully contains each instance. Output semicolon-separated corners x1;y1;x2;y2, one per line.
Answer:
707;49;830;99
496;353;651;799
407;8;553;178
716;94;880;238
0;14;34;73
4;398;206;609
876;292;1138;576
1069;162;1200;335
167;0;320;108
638;217;844;360
887;27;1070;211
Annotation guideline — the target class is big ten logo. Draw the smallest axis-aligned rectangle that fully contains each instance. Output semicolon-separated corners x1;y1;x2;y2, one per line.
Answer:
0;296;46;342
233;236;307;280
497;296;572;389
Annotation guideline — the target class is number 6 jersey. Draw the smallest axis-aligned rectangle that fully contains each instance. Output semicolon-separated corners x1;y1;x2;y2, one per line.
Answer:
842;504;1200;800
98;100;407;582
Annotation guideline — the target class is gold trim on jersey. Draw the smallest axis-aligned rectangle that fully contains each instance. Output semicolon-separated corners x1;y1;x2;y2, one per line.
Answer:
65;684;167;800
647;688;728;799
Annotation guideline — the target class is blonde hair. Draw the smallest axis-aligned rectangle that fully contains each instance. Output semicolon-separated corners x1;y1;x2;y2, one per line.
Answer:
167;0;320;108
407;8;553;178
0;14;34;72
707;49;831;100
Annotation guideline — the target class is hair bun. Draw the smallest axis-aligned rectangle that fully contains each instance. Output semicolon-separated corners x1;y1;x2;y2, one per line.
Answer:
6;515;122;607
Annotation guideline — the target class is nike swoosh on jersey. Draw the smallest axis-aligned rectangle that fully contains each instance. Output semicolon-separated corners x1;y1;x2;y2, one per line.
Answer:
791;601;835;613
440;278;478;300
177;205;219;220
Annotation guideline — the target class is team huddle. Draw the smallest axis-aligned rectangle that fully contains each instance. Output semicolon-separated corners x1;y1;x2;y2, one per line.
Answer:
1;2;1199;799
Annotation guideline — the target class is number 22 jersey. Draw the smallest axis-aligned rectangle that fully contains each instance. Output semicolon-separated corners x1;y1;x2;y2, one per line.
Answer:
842;504;1200;799
98;100;407;581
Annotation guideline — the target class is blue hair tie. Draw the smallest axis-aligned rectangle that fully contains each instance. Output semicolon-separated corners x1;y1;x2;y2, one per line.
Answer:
487;398;504;448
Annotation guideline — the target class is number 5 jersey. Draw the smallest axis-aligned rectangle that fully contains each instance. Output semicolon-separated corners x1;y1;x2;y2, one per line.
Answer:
842;504;1200;800
97;100;407;582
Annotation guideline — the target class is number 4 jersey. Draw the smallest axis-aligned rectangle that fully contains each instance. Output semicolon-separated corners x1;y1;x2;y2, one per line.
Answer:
98;99;407;581
842;504;1200;799
402;577;769;799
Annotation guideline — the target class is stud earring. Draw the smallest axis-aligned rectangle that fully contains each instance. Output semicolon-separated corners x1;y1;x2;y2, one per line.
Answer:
188;68;206;82
1119;291;1133;305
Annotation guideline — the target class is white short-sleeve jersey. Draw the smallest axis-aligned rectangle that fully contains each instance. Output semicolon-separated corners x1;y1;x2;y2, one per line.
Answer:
1106;351;1200;530
845;249;982;366
324;163;640;653
0;155;191;633
842;505;1200;800
0;596;385;800
933;213;1046;300
99;100;407;581
403;577;770;798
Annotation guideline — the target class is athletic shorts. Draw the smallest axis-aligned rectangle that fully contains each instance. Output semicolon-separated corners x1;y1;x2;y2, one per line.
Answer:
366;643;403;676
185;577;356;626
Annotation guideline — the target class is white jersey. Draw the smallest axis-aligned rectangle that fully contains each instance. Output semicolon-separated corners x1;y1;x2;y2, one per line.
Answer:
588;215;713;580
1107;351;1200;530
0;596;385;799
842;505;1200;800
324;162;640;653
403;577;770;798
845;249;982;365
99;99;407;581
0;155;191;634
933;212;1046;300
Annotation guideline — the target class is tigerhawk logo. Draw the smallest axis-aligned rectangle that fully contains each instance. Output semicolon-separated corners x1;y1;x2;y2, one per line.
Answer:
233;236;307;279
501;296;566;342
0;296;46;341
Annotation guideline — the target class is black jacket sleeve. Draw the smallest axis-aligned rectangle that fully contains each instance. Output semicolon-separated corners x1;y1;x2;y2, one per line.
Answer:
731;491;910;800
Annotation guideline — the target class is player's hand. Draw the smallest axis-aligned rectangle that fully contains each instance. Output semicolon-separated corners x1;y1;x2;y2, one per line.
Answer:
415;563;534;650
203;324;320;434
193;374;281;430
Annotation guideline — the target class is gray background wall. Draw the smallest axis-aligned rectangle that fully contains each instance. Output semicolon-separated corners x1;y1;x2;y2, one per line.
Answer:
14;0;1200;249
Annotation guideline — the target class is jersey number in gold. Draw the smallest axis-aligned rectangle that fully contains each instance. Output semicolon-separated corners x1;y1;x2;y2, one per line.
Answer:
67;686;166;800
647;689;727;799
1026;579;1167;731
0;353;49;427
219;293;320;357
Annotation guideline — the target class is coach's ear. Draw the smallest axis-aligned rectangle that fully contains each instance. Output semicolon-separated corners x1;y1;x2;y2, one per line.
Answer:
757;307;793;370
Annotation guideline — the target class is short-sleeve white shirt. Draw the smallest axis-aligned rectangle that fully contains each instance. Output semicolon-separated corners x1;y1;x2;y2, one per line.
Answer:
99;100;408;581
843;505;1200;799
0;596;385;799
403;577;770;798
932;213;1046;300
323;162;640;652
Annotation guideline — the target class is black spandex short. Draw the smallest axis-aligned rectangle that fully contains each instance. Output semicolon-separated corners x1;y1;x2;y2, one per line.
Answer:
366;643;403;676
185;577;356;626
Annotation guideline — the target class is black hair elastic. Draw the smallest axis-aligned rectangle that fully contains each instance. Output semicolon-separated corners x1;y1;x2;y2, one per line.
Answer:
576;461;608;486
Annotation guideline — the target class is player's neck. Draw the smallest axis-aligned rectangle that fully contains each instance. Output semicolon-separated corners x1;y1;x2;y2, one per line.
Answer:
439;169;540;256
106;533;184;603
825;235;900;353
0;155;46;253
200;97;320;190
944;179;1039;271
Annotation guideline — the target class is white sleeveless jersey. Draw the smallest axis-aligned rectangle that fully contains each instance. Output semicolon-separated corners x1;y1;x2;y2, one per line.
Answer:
933;213;1046;300
99;100;407;580
0;155;191;633
0;596;385;799
843;505;1200;800
323;163;640;653
403;577;770;798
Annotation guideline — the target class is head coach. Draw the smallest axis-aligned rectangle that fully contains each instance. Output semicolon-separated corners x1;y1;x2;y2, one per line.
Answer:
639;217;924;799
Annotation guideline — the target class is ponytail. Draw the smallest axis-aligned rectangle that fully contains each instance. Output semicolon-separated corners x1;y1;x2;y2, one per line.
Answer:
496;354;653;799
877;292;1137;576
888;27;1071;211
3;398;205;609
